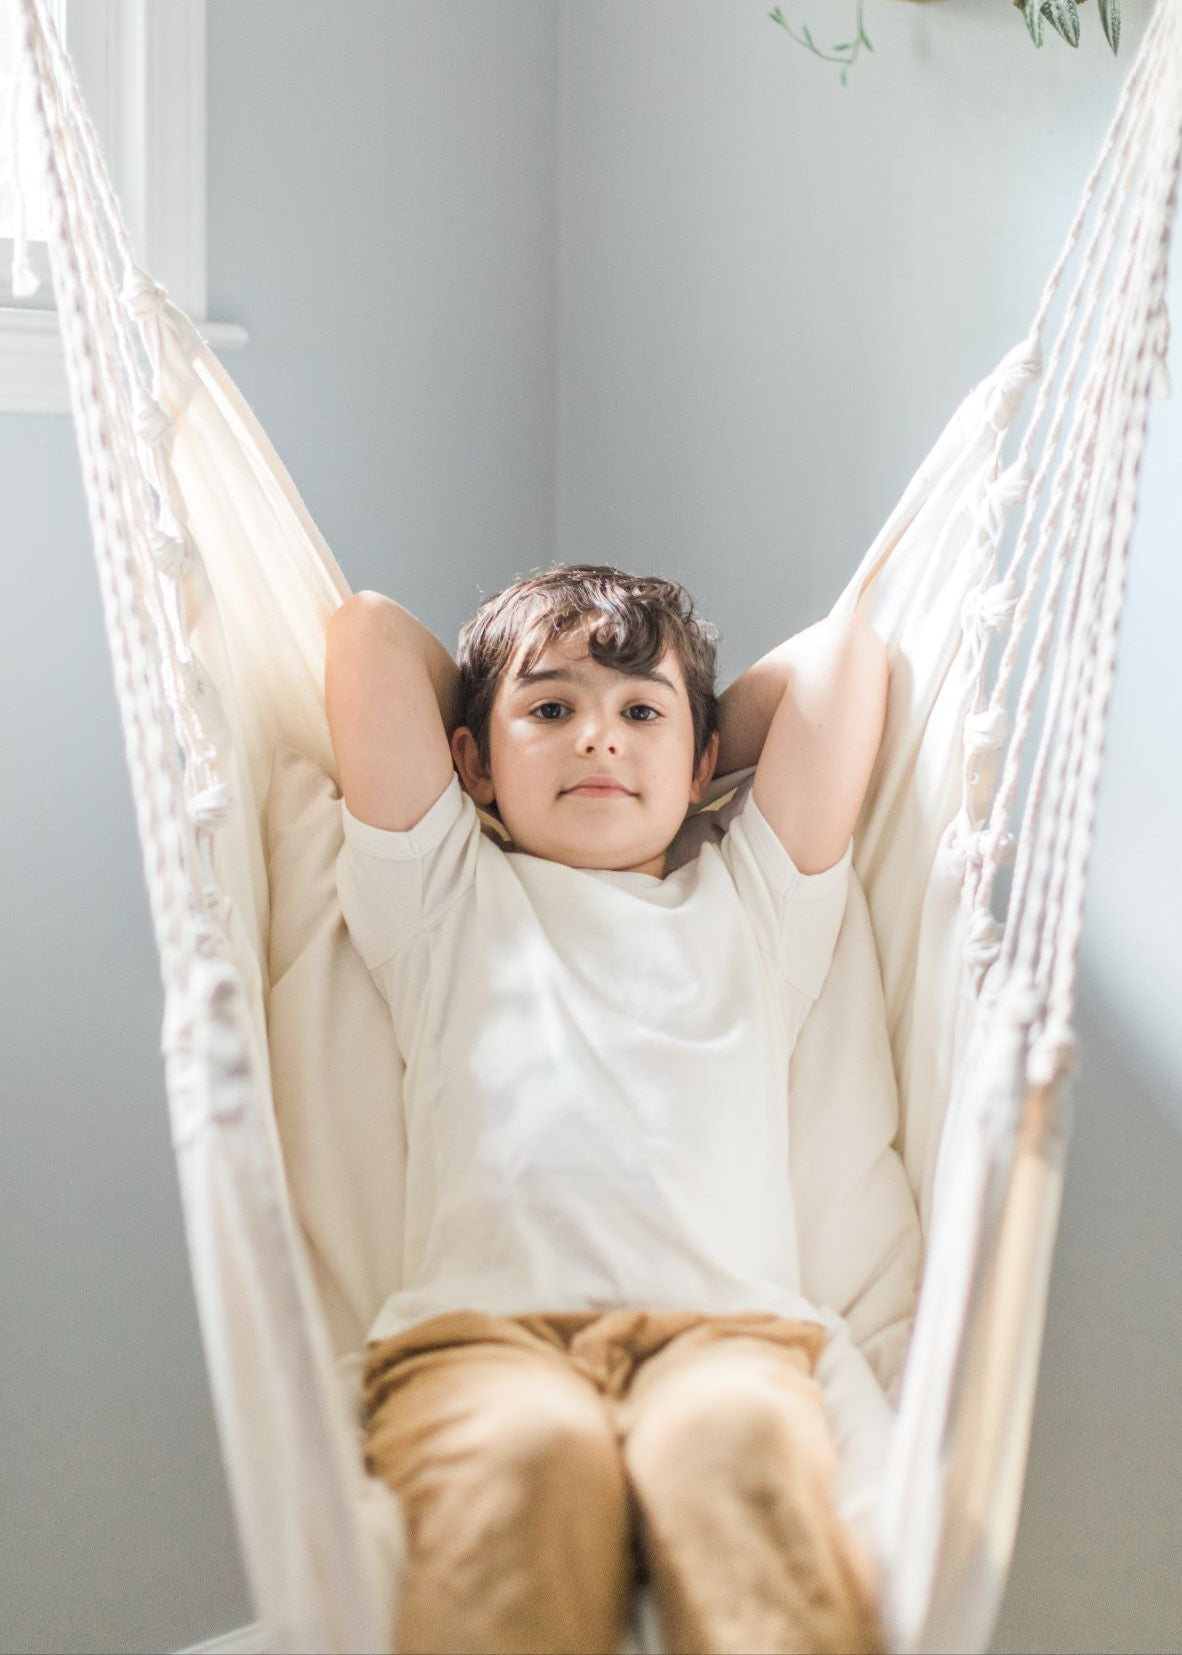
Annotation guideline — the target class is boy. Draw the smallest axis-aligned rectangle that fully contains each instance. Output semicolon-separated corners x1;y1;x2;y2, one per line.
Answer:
326;565;889;1655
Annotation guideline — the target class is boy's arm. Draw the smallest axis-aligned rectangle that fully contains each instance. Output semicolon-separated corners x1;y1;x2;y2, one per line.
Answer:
325;591;460;832
718;616;889;876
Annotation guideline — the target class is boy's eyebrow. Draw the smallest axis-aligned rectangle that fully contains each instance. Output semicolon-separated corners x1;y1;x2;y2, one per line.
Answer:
512;666;680;697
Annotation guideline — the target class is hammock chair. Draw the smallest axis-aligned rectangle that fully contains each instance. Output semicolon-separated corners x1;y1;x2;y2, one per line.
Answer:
7;0;1180;1648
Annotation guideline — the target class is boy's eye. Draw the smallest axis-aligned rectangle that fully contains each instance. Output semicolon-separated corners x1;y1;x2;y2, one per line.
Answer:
528;702;662;722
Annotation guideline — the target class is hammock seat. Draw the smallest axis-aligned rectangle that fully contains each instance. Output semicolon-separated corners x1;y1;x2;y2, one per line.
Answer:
7;0;1181;1648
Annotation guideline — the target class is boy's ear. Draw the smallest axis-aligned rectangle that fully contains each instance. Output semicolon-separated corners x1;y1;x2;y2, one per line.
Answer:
450;726;497;807
689;731;721;804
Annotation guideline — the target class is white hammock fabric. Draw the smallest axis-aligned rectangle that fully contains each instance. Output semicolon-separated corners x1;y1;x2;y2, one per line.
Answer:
8;0;1181;1648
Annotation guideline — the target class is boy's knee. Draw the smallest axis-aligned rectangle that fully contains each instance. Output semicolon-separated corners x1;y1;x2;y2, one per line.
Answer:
489;1385;624;1501
626;1377;836;1498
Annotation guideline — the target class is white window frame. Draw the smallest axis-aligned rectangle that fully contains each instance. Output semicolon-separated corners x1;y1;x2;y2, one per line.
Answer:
1;0;246;415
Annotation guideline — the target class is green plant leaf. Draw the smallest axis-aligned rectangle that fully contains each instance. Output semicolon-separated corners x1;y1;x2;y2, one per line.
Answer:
1022;0;1045;47
1041;0;1081;47
1097;0;1121;53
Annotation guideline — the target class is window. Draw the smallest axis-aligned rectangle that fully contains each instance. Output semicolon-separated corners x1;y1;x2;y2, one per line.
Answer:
1;0;245;415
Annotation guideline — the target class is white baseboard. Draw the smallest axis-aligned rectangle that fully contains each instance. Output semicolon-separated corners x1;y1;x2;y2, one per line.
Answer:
177;1625;266;1655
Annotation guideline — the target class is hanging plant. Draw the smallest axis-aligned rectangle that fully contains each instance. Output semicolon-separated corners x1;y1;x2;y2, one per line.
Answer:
770;0;1121;85
1015;0;1120;48
768;0;874;84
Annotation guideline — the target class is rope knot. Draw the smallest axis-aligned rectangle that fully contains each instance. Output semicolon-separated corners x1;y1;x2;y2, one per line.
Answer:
965;831;992;870
963;578;1017;637
993;830;1017;867
978;577;1019;632
121;264;169;322
935;811;977;885
986;333;1043;428
150;529;190;580
191;914;234;972
943;825;988;875
187;780;231;827
994;460;1033;509
965;911;1003;973
189;951;252;1116
975;463;1032;550
999;971;1045;1028
133;393;174;449
180;656;211;705
1027;1020;1076;1086
964;707;1010;754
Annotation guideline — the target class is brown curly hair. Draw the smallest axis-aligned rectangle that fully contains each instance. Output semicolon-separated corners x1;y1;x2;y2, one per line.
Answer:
457;564;720;769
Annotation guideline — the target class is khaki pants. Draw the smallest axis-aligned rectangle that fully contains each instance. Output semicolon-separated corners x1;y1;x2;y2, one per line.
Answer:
362;1307;885;1655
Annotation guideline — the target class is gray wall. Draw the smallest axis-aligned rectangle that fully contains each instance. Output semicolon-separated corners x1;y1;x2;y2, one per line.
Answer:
1;3;1178;1651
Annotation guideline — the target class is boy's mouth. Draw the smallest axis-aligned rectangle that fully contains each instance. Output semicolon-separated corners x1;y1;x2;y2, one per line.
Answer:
563;778;635;798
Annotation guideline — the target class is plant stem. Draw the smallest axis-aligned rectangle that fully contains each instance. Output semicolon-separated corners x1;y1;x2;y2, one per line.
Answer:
769;1;873;81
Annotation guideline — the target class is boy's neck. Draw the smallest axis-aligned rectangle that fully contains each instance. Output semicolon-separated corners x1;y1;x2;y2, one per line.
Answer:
475;808;669;879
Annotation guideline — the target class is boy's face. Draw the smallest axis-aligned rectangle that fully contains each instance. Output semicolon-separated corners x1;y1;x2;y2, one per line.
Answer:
451;627;719;878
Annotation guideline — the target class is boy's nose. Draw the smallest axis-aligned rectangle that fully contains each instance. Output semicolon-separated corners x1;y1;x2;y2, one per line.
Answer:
577;720;618;755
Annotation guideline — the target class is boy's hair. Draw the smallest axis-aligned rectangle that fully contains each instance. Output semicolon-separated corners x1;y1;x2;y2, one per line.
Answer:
457;564;721;769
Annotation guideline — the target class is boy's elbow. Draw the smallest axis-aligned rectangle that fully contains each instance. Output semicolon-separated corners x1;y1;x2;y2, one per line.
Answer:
333;590;388;622
330;591;374;634
330;590;405;643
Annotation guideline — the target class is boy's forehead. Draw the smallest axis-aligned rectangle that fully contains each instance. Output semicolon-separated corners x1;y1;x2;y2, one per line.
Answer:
509;633;684;689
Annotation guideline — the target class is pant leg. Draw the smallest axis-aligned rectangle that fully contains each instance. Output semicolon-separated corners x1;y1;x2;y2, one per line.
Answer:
362;1311;636;1655
615;1316;886;1655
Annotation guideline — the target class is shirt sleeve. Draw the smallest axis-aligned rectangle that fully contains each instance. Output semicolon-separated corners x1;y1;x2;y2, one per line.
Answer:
719;786;852;1001
333;772;480;974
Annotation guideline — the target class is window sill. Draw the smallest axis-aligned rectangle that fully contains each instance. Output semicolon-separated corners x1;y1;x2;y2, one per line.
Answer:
0;305;249;415
2;0;244;416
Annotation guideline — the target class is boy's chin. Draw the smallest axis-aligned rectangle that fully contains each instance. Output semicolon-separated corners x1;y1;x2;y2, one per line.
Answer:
509;829;653;872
